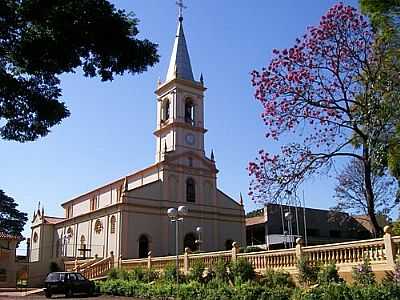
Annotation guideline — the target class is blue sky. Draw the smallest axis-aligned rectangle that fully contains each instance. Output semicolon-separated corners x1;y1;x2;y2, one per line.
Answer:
0;0;360;249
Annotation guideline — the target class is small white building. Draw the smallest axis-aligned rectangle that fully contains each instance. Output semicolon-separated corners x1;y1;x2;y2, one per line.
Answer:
29;13;245;286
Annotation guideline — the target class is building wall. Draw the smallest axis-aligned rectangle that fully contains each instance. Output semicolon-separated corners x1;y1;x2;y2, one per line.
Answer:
0;239;17;288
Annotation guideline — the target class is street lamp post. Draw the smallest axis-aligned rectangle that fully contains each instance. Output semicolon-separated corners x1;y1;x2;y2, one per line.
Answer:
167;206;188;285
284;211;293;248
195;226;203;252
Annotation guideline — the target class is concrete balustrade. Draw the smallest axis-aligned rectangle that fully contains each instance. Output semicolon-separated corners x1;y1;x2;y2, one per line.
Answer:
66;227;400;282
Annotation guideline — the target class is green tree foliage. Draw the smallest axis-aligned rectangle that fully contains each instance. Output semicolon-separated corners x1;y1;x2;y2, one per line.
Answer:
0;189;27;236
0;0;159;142
360;0;400;34
361;0;400;189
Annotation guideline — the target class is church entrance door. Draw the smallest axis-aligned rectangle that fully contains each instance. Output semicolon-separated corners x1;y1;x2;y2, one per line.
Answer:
138;235;149;258
184;233;198;252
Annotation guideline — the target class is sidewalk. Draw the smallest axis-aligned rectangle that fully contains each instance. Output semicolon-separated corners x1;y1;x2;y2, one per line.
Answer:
0;288;44;298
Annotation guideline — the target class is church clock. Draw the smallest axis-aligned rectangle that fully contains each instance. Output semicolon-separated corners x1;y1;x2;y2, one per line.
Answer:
185;133;195;145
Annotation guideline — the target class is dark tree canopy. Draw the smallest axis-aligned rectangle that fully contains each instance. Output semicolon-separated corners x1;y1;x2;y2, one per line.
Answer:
0;189;28;236
0;0;159;142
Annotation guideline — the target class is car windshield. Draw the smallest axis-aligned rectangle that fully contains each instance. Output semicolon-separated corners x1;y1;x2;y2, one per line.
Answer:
46;273;64;282
76;273;86;281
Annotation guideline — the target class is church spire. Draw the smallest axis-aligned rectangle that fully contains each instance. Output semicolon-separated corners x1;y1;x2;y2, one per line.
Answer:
165;1;194;82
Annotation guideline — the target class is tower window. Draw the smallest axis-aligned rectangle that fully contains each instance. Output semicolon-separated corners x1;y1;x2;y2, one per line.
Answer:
188;157;193;167
110;216;116;234
185;99;195;125
162;99;170;122
186;178;196;203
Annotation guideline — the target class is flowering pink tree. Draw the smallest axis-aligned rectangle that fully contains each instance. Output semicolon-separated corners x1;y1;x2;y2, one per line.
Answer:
248;3;399;235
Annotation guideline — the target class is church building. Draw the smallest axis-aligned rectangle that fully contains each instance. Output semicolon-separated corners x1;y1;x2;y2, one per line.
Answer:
29;11;245;286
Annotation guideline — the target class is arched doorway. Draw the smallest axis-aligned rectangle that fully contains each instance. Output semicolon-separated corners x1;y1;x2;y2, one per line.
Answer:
184;233;198;252
225;239;234;250
138;235;149;258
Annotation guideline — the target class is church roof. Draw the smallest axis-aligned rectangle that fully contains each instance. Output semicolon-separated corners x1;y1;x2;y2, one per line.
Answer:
166;17;194;82
43;216;65;224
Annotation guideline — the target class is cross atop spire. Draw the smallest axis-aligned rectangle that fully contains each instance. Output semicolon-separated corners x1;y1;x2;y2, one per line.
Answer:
165;1;194;82
176;0;187;20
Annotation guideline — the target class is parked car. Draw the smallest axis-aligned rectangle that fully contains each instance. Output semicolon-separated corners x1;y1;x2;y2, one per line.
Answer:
44;272;94;298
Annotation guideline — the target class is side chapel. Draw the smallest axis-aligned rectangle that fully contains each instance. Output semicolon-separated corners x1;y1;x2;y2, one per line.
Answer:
29;10;245;285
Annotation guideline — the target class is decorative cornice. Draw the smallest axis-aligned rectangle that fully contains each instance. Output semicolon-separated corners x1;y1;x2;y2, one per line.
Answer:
155;78;206;95
154;121;207;136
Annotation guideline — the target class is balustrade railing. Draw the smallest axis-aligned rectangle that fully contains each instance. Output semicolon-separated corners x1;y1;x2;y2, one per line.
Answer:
302;238;386;265
81;253;114;279
73;226;399;281
237;248;297;271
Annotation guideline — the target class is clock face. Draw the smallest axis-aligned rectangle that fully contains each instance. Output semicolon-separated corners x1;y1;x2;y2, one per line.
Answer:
185;133;195;145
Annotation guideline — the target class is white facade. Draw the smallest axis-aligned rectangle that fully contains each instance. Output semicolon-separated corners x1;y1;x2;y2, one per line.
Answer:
29;15;245;287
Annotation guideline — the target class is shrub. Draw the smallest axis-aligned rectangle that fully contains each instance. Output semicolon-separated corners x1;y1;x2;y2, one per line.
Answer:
229;258;255;284
236;283;293;300
144;268;159;282
293;283;400;300
317;263;342;285
162;263;185;283
108;268;118;280
383;257;400;285
212;259;230;282
129;267;146;281
352;258;375;285
260;269;295;288
189;259;205;282
163;263;178;282
296;255;319;287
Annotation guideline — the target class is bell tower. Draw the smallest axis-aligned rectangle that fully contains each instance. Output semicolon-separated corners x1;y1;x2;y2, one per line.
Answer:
154;12;207;163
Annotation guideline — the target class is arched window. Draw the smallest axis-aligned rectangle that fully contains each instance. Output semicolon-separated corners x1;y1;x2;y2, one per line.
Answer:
138;235;149;258
225;239;234;250
66;227;73;239
186;178;195;203
80;235;86;246
33;232;38;243
184;233;198;252
94;219;102;234
162;99;170;121
110;216;116;234
184;99;195;125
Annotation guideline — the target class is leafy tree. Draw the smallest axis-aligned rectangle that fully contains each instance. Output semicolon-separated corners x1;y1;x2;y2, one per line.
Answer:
361;0;400;188
0;189;28;236
0;0;159;142
360;0;400;35
248;4;400;235
334;159;398;232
